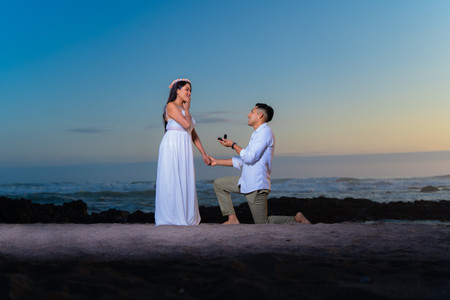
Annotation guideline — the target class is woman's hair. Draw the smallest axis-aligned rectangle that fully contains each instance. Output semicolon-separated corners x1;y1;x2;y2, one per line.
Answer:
162;80;192;131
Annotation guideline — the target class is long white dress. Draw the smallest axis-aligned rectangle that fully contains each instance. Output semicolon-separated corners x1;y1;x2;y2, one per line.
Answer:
155;109;201;226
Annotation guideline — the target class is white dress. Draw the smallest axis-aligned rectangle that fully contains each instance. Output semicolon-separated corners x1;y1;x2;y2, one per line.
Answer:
155;109;201;226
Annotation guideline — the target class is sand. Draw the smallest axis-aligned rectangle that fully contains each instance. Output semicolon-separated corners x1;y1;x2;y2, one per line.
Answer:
1;223;449;299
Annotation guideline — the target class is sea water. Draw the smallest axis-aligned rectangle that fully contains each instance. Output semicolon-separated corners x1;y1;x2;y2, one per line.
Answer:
1;176;449;214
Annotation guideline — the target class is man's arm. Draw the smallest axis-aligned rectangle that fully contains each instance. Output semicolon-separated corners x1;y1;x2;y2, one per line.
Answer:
218;139;242;155
219;130;270;165
208;156;233;167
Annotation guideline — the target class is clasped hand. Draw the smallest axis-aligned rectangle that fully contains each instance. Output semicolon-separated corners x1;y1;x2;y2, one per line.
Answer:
202;154;211;165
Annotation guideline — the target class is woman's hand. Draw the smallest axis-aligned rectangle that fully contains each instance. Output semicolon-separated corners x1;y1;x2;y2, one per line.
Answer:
182;99;191;111
203;154;211;165
167;102;192;130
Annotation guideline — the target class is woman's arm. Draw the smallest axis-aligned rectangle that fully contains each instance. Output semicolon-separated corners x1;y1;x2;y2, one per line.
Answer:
166;102;192;129
192;128;211;165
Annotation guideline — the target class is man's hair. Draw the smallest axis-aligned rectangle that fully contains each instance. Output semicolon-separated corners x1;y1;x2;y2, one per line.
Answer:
255;103;274;122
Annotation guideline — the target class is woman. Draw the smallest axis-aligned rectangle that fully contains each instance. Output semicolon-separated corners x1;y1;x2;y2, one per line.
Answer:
155;78;210;225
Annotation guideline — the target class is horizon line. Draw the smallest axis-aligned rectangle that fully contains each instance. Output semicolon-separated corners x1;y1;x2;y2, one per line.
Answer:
1;149;449;170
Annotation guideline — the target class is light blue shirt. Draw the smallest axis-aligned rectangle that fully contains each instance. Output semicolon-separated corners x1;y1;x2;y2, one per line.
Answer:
232;123;274;194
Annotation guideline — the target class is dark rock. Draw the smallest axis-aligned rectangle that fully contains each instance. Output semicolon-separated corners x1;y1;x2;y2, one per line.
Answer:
267;197;375;223
420;186;440;193
198;206;228;223
0;197;91;223
91;209;129;223
266;197;450;223
198;197;450;224
1;196;449;224
128;210;154;223
61;200;88;222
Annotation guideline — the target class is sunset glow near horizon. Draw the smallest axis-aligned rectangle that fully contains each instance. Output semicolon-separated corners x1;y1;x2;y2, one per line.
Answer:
1;0;449;181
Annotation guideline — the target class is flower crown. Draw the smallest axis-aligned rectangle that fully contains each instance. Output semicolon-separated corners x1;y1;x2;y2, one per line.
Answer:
169;78;191;88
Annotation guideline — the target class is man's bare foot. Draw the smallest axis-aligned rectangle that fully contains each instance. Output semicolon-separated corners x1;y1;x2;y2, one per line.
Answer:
222;220;240;225
295;212;311;224
222;214;240;225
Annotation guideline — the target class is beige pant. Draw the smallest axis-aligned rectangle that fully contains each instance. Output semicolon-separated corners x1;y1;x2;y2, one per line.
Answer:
213;176;295;224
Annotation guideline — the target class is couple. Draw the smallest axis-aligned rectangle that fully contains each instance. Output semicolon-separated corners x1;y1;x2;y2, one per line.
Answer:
155;78;310;226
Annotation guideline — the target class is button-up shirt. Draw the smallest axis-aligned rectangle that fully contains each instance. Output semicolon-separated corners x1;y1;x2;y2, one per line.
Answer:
231;123;274;193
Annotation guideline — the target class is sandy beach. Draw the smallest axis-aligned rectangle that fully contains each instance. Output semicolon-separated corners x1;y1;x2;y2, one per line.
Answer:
1;222;449;299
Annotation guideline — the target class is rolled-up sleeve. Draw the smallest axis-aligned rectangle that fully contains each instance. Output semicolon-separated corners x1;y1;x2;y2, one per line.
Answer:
232;156;243;170
239;130;269;165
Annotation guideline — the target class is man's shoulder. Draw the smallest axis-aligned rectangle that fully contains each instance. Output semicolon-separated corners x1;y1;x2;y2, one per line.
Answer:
257;123;272;131
259;123;274;135
254;123;274;144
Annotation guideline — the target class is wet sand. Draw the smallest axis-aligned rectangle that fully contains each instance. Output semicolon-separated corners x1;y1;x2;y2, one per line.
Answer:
1;223;449;299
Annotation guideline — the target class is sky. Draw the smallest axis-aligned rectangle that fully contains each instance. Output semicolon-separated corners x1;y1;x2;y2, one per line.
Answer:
1;0;449;182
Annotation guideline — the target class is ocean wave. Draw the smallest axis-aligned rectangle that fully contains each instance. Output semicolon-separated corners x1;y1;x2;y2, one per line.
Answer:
1;176;450;213
272;178;296;184
0;183;47;188
72;190;155;198
336;177;360;183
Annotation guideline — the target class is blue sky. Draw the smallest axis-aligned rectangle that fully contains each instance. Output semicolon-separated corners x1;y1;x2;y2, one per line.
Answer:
1;0;449;182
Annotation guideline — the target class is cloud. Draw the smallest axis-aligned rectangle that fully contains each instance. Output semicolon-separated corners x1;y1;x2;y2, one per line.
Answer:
208;110;237;115
68;128;111;134
194;111;237;123
195;116;229;123
147;111;237;127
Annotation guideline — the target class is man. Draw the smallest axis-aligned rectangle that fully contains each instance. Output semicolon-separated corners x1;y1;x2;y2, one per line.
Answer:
208;103;311;225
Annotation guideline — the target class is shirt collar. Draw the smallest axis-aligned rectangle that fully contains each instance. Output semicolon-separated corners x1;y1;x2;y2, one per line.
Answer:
255;122;268;132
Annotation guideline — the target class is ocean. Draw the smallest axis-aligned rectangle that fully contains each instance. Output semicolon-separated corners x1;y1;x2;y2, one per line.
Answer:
1;176;449;214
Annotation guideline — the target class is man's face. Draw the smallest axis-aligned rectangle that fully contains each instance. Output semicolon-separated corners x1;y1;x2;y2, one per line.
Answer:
247;107;262;126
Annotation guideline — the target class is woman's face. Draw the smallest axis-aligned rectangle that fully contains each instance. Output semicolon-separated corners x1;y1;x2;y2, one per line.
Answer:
177;83;191;102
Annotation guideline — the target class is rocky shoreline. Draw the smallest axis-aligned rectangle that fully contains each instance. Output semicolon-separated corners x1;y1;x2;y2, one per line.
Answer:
1;196;449;224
